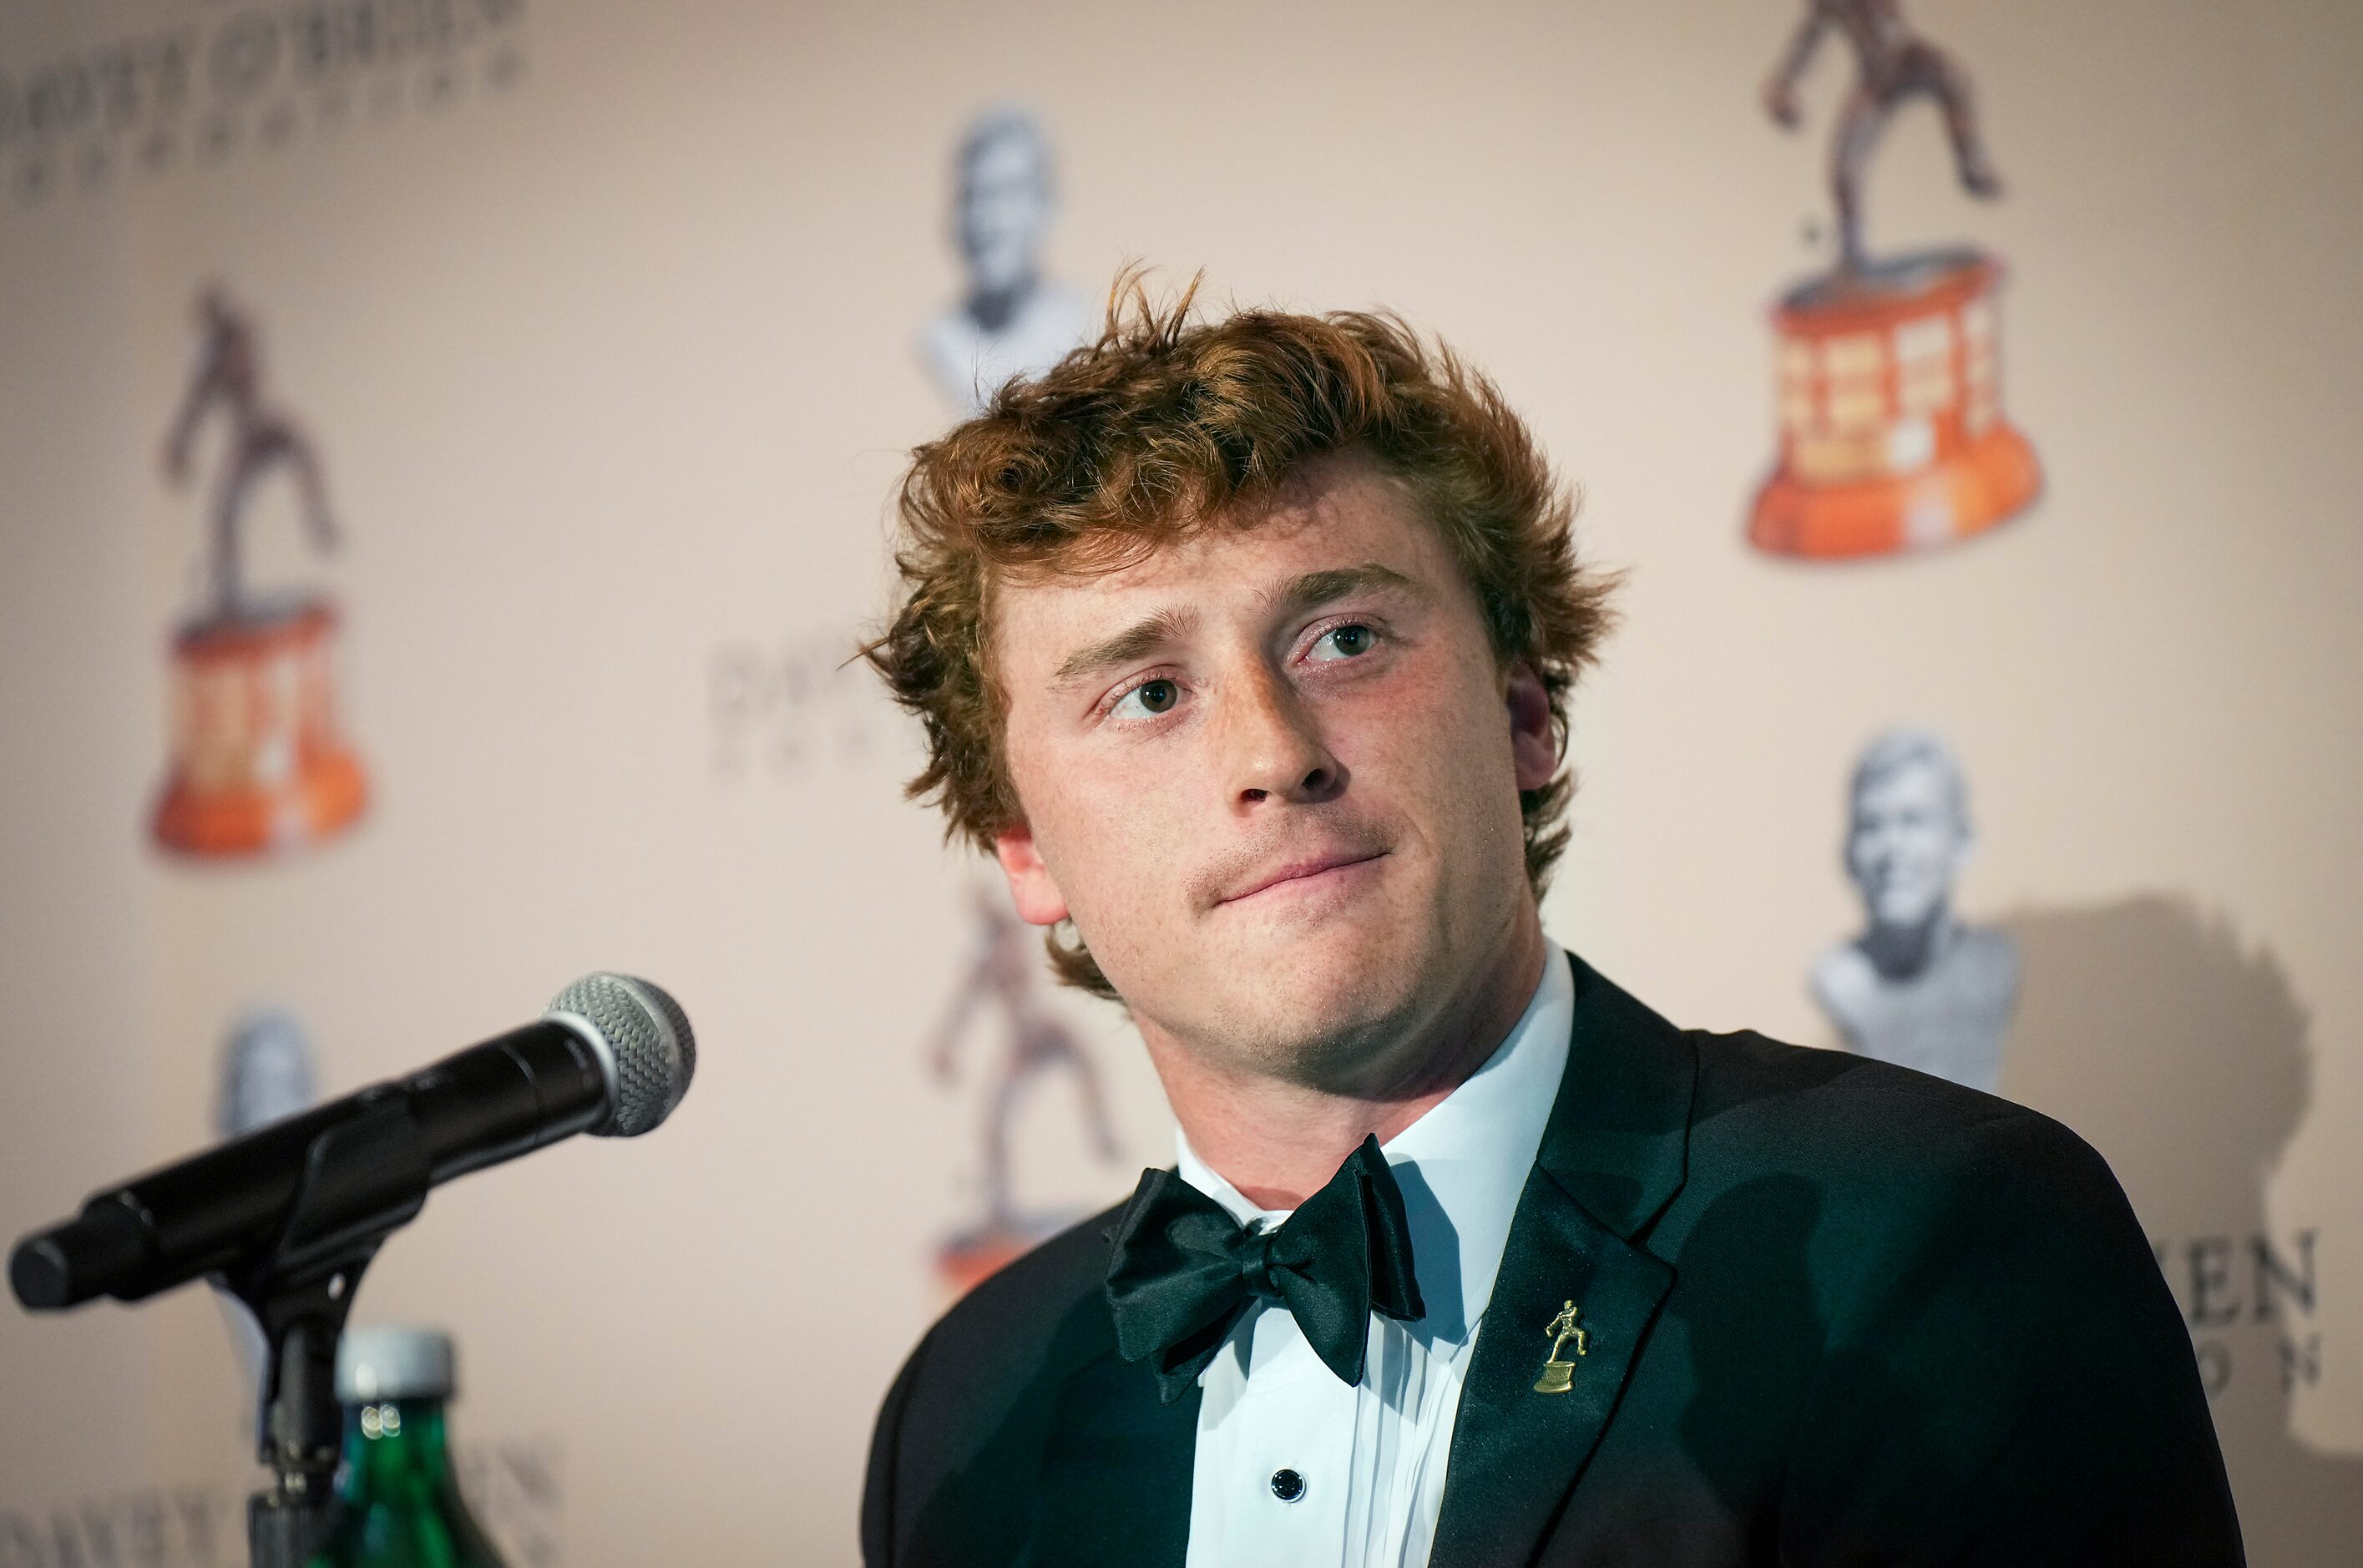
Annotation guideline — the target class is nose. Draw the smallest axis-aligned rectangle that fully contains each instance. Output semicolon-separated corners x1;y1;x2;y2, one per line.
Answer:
1220;665;1343;809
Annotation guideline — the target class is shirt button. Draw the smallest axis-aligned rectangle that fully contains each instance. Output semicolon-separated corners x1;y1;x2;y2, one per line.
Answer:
1268;1468;1306;1503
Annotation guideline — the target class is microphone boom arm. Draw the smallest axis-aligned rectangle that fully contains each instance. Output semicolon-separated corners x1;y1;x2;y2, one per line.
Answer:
231;1096;436;1568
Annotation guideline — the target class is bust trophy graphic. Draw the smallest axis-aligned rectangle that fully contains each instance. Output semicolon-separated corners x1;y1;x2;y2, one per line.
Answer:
154;286;367;855
918;107;1092;417
210;1009;321;1431
1751;0;2041;558
923;882;1121;1297
1810;728;2019;1092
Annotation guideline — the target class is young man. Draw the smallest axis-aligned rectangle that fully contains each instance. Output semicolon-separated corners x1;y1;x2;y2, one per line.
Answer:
860;288;2240;1566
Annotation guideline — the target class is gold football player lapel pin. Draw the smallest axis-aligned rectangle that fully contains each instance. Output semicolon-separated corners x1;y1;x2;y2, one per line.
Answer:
1531;1299;1589;1394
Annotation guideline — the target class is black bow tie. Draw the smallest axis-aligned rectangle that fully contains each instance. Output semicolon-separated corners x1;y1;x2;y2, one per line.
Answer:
1104;1135;1426;1404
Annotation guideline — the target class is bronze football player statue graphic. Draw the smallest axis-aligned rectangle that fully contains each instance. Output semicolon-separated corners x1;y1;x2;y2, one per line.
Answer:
927;884;1121;1232
1763;0;2002;276
163;286;340;625
149;285;367;857
1747;0;2040;559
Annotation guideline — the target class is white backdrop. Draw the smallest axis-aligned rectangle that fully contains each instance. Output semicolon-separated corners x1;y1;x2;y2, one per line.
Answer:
3;2;2359;1562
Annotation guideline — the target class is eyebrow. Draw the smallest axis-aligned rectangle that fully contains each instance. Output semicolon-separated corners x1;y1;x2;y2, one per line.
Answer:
1048;562;1425;691
1263;563;1424;620
1052;606;1200;689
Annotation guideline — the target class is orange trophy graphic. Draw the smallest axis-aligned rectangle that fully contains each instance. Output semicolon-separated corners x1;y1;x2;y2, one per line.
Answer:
924;883;1122;1297
154;287;367;856
1751;0;2041;559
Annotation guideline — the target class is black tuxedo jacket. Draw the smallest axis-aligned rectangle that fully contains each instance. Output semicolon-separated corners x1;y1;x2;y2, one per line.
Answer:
863;956;2243;1565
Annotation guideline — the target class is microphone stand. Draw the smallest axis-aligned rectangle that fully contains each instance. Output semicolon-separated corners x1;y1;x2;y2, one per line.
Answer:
221;1099;434;1568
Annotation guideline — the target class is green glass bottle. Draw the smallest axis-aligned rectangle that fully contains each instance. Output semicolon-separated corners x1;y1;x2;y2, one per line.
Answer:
309;1326;507;1568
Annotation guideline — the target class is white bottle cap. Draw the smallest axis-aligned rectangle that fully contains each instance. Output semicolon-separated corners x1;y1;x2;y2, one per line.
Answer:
336;1325;457;1403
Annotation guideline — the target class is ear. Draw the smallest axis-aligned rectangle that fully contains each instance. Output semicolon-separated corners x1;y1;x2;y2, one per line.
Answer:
992;823;1070;927
1504;660;1558;794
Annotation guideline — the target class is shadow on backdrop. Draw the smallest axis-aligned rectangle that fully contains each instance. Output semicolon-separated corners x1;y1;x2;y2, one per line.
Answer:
2001;894;2362;1566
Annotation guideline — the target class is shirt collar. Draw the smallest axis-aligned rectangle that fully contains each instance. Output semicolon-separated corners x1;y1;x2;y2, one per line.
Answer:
1174;944;1574;1344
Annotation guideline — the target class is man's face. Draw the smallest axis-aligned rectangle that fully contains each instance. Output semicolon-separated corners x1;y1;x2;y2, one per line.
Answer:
1844;761;1969;931
957;134;1049;297
988;456;1556;1090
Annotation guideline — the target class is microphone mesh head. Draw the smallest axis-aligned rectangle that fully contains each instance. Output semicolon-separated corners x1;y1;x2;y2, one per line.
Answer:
544;974;696;1137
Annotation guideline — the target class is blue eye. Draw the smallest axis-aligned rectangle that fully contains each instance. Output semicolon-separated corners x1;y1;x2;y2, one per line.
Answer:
1309;624;1376;661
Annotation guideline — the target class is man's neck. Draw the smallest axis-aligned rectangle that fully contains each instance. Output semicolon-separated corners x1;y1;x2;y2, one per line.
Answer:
1147;914;1550;1210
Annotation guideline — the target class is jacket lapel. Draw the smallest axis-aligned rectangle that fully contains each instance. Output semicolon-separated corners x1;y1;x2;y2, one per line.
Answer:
1428;956;1698;1568
1021;1281;1201;1567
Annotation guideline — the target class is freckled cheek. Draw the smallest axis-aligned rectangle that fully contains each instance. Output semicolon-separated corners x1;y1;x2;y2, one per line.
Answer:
1030;738;1200;913
1375;691;1521;893
1323;661;1493;789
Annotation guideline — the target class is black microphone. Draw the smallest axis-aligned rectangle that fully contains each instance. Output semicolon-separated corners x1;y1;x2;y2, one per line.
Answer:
9;973;695;1313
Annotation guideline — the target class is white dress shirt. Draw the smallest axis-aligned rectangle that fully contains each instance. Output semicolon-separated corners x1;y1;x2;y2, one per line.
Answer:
1176;947;1575;1568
